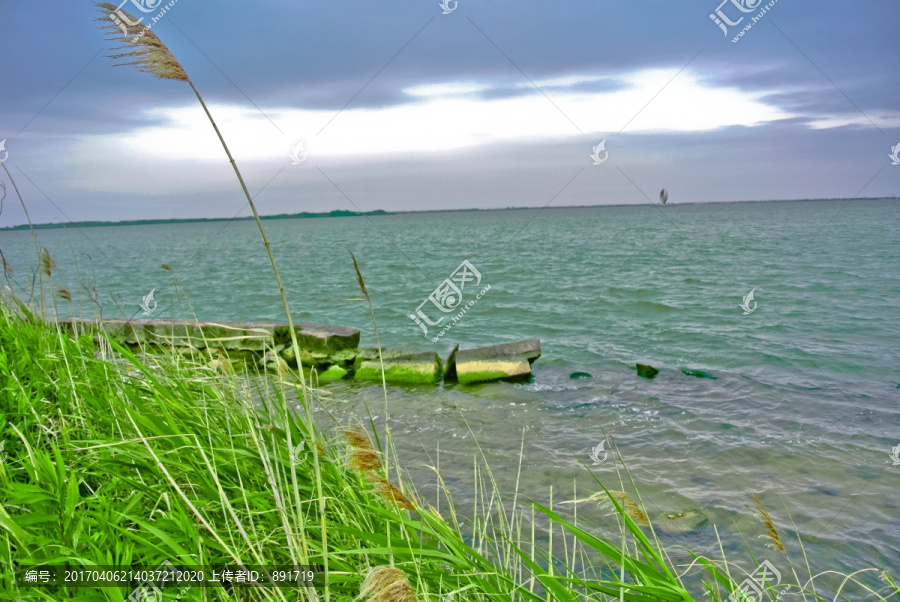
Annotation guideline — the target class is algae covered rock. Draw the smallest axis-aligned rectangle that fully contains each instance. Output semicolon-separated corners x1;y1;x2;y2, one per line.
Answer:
278;322;361;366
449;339;541;384
654;510;708;534
317;365;349;381
636;363;659;379
354;349;443;384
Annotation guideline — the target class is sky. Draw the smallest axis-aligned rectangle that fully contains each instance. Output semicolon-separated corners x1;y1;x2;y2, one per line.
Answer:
0;0;898;225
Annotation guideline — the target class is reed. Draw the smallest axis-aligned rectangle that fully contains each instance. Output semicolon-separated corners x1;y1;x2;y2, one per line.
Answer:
753;495;785;553
360;566;417;602
1;162;44;313
93;3;330;591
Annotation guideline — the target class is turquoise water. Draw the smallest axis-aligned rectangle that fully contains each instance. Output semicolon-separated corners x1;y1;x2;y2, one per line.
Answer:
2;199;898;577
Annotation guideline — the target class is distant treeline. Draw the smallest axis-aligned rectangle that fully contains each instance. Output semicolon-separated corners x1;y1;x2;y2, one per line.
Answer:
0;209;392;231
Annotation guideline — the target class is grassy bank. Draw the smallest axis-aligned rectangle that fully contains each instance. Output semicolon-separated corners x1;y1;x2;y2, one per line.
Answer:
0;294;897;601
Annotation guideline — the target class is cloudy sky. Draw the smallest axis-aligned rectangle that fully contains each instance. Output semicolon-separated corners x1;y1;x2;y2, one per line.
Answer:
0;0;898;225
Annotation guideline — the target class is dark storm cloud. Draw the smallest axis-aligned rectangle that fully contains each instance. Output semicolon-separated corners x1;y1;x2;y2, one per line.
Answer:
0;0;897;224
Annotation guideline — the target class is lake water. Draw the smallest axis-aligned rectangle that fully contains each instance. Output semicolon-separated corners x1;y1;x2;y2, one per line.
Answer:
2;199;898;579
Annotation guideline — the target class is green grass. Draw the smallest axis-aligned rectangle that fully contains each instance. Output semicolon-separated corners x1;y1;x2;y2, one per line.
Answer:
0;294;897;601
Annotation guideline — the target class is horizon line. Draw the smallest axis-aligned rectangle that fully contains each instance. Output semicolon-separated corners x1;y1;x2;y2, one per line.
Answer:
0;196;895;231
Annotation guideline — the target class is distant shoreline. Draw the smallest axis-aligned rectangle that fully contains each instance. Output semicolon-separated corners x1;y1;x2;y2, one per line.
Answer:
0;197;894;231
0;209;392;231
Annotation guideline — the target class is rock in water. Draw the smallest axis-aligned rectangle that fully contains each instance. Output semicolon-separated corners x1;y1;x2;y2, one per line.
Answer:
353;349;443;384
681;368;717;379
449;339;541;384
317;365;349;381
569;371;592;379
279;322;361;366
636;363;659;379
654;510;708;534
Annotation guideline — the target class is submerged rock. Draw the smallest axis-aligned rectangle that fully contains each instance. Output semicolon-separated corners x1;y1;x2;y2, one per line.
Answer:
654;510;708;534
449;339;541;384
354;349;443;384
317;365;349;381
681;368;717;379
636;363;659;379
569;371;592;380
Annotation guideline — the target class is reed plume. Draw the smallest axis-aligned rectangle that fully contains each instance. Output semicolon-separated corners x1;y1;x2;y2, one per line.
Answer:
564;490;649;526
607;490;650;526
360;565;417;602
369;475;416;512
39;248;56;277
343;427;416;511
753;495;785;552
344;427;383;472
1;254;12;281
349;251;368;297
160;263;171;271
57;287;72;302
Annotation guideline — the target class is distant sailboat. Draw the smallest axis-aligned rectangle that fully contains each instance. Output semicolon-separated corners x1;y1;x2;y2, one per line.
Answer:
660;188;668;205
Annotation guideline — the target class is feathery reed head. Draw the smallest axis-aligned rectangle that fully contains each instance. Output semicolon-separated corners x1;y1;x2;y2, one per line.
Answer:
369;475;416;512
94;2;190;82
564;490;650;525
360;565;417;602
608;490;650;525
344;427;382;472
160;263;171;271
753;495;785;552
39;248;56;277
348;250;369;298
56;287;72;301
1;255;12;280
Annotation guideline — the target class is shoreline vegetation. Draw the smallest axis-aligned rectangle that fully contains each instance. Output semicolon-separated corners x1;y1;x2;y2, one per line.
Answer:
2;284;898;600
0;198;894;232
